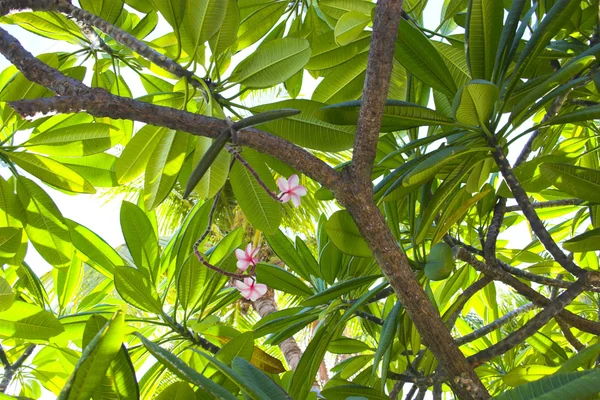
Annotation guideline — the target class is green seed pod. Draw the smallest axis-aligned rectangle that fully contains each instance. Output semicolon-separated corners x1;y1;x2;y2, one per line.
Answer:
424;242;455;281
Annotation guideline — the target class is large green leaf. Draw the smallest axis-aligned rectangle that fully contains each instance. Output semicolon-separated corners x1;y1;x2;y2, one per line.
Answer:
177;255;208;314
185;0;226;53
209;0;239;56
253;100;355;151
466;0;503;80
453;79;499;126
0;226;22;261
156;382;195;399
317;100;457;132
372;300;402;373
562;228;600;253
231;38;311;88
17;176;73;268
231;358;290;400
334;11;370;46
302;275;379;307
116;125;166;184
0;277;14;311
80;0;124;24
81;315;139;400
0;300;64;340
495;369;600;400
135;333;238;400
265;230;310;281
54;258;83;311
540;104;600;127
120;201;160;282
320;385;388;400
540;163;600;202
189;136;231;199
434;42;471;89
237;1;287;50
306;31;370;71
23;123;123;157
312;52;368;104
254;263;312;296
325;210;371;257
0;176;24;229
144;130;189;210
229;150;281;234
57;311;124;400
114;266;163;314
5;151;96;194
67;219;123;278
395;18;457;96
51;153;119;188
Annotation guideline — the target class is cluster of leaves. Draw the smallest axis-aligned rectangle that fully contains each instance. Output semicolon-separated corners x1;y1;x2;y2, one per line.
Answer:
2;0;600;399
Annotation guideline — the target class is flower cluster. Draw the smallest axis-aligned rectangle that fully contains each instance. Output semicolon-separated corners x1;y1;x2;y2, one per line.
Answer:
233;175;306;301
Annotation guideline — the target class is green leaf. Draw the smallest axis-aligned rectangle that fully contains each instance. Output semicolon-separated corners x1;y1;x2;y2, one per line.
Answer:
177;255;208;314
562;228;600;253
17;176;73;268
54;257;83;311
231;38;311;88
23;123;124;157
185;0;226;51
541;104;600;127
151;0;186;34
328;337;370;354
80;0;124;24
495;369;600;400
114;266;163;314
0;300;64;340
188;136;231;199
253;100;355;151
57;311;124;400
558;343;600;373
144;130;189;210
506;0;582;97
120;201;160;282
334;11;370;46
325;210;371;257
5;151;96;194
540;163;600;202
209;0;239;57
229;150;281;234
254;263;312;296
466;0;503;80
0;277;13;311
265;230;310;281
116;125;166;184
320;385;388;400
0;226;22;261
395;18;457;97
135;333;238;400
453;79;499;126
156;382;195;400
318;100;457;132
302;275;379;307
67;219;123;278
306;31;370;71
237;1;287;50
373;301;402;373
434;42;472;89
217;332;254;365
231;358;290;400
51;153;119;188
312;52;368;104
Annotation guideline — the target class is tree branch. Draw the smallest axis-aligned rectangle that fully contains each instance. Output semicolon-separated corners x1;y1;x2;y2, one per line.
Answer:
467;275;589;367
488;138;584;277
349;0;403;193
446;276;493;329
0;27;342;192
455;303;537;346
505;199;583;212
0;344;35;393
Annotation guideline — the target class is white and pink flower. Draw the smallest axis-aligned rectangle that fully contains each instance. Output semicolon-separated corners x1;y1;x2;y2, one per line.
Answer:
235;278;268;301
235;243;260;271
277;174;307;207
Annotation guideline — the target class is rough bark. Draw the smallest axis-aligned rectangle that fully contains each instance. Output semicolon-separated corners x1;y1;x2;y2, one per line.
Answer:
253;290;302;371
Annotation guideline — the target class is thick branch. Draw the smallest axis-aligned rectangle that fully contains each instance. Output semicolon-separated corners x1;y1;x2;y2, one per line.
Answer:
447;276;493;329
350;0;403;192
467;275;589;367
489;139;584;277
455;247;600;335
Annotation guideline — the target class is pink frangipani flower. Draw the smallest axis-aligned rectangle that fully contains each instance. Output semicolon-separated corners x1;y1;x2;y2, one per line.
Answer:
235;278;268;301
235;243;260;271
277;174;307;207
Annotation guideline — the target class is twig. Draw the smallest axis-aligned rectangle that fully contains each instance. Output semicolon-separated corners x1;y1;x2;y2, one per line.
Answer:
226;145;281;203
355;310;385;325
455;303;537;346
505;199;583;212
161;315;220;354
446;276;493;329
0;344;35;393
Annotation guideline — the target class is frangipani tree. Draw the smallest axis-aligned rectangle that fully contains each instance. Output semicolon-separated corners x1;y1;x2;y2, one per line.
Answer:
1;0;600;399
